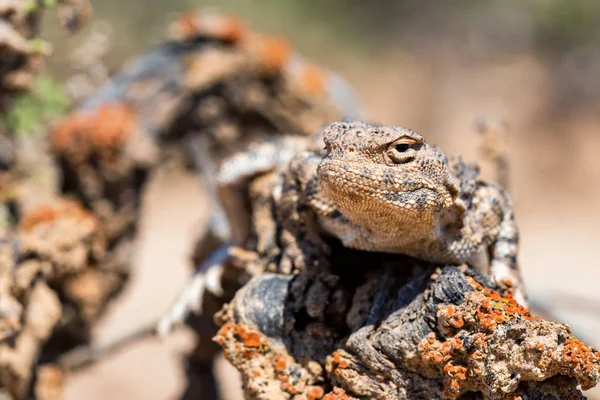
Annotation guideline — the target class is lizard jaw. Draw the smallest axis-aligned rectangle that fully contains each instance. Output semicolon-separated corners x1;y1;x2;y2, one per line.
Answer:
317;159;453;228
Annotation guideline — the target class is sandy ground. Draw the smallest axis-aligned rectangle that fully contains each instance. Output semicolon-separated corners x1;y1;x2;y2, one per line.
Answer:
65;52;600;399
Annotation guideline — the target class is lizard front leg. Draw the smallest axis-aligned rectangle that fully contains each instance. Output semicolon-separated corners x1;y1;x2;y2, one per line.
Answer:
215;136;307;245
488;196;527;305
277;152;331;274
445;183;527;306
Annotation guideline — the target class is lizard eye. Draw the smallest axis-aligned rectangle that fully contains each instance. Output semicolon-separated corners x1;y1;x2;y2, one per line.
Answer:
395;143;410;153
387;138;418;164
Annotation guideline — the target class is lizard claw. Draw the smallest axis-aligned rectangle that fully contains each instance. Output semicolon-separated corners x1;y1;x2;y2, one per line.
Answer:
205;259;225;296
278;246;306;274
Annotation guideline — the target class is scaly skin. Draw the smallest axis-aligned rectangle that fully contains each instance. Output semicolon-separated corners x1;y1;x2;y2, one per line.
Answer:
214;121;525;305
310;121;524;303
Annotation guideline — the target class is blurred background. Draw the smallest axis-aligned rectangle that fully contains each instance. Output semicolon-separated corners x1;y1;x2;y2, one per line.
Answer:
30;0;600;398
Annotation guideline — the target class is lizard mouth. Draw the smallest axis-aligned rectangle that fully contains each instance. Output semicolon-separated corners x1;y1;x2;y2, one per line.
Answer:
318;159;436;192
317;159;453;210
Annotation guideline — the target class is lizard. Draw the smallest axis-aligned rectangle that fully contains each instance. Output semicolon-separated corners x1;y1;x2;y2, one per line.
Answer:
296;121;525;304
157;120;526;334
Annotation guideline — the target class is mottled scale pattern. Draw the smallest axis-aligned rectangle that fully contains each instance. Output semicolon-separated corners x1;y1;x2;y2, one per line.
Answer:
315;121;526;304
214;121;526;304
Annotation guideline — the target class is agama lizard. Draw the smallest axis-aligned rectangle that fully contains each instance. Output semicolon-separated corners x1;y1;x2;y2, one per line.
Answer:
291;121;525;304
157;120;526;333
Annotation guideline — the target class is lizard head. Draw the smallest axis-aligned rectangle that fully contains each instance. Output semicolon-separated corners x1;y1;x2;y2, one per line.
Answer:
317;121;460;228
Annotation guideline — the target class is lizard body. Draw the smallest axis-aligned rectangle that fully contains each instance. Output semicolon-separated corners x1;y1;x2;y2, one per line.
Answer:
216;121;526;304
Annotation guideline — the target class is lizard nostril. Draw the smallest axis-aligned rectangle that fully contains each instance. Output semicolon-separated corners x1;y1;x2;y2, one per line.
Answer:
348;146;355;152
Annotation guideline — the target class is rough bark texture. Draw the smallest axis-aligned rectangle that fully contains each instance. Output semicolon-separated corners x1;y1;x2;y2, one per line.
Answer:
214;244;599;400
1;9;355;399
0;0;90;111
0;0;46;112
0;3;96;398
48;10;354;324
0;199;106;399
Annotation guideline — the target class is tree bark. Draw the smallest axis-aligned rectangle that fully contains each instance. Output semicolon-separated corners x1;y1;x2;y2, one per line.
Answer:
215;251;599;400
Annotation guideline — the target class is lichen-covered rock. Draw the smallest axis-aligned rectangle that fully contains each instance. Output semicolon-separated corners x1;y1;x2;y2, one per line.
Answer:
416;276;599;399
214;261;600;400
214;274;321;399
18;200;119;330
0;199;108;399
0;241;62;399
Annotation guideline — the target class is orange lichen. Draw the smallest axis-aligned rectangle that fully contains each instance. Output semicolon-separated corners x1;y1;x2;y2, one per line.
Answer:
170;10;245;42
256;36;292;74
418;275;600;398
465;276;483;291
476;286;539;330
279;379;298;395
215;323;279;383
214;323;267;363
171;12;199;40
561;338;599;375
90;104;136;150
242;350;256;359
332;351;341;364
307;386;325;400
233;324;247;337
213;16;245;43
20;201;97;232
502;278;514;287
438;305;465;330
536;343;545;352
420;280;536;397
20;206;57;231
243;331;261;347
51;102;137;161
217;321;232;336
275;356;287;371
51;114;91;154
297;64;326;95
322;387;353;400
214;321;310;396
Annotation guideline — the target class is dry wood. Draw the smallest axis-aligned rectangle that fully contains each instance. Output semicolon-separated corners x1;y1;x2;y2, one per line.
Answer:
214;246;600;399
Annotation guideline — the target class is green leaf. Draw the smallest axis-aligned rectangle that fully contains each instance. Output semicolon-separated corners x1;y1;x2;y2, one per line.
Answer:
3;75;71;137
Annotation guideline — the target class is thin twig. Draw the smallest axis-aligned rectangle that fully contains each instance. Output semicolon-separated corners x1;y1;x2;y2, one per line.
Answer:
476;117;510;189
59;324;158;372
